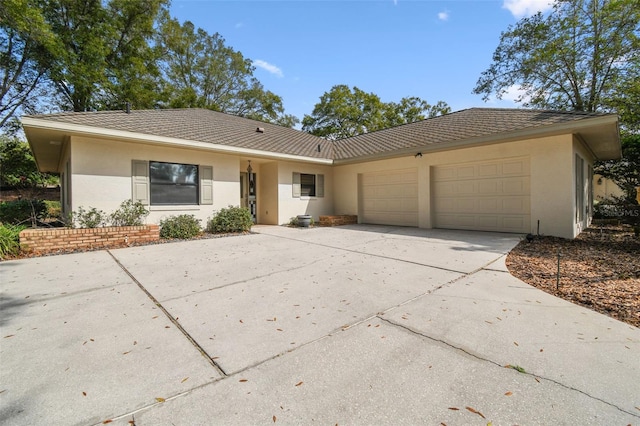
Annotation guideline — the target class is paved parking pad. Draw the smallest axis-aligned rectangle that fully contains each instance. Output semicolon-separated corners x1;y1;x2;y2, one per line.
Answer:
383;267;640;416
128;317;633;425
1;252;220;425
1;225;639;425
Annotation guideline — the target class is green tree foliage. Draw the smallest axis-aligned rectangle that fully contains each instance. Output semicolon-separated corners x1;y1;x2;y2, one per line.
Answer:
302;85;451;140
0;0;58;131
0;135;55;188
473;0;640;119
595;133;640;204
1;1;299;127
156;15;299;127
1;0;168;116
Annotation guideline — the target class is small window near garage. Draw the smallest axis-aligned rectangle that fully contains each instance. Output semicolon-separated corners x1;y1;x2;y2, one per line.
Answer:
292;172;324;198
150;161;198;205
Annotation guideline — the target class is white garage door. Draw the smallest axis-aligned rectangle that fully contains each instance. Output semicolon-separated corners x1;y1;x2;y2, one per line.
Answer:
360;169;418;226
432;157;531;233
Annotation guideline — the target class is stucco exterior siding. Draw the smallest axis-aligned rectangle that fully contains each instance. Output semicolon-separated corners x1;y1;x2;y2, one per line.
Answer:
276;161;334;225
258;161;279;225
69;136;241;226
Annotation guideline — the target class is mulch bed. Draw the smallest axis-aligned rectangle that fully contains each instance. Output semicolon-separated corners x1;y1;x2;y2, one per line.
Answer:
506;225;640;328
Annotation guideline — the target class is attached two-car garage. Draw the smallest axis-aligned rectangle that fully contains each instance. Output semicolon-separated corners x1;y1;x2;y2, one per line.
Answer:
359;157;531;234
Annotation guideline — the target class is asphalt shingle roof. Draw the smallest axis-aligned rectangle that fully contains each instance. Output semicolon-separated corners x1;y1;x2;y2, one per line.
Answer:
26;107;611;162
27;108;334;159
332;108;609;160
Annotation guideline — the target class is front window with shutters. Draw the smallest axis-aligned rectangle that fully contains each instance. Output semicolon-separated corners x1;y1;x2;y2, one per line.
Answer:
150;161;199;205
131;160;213;206
292;172;324;198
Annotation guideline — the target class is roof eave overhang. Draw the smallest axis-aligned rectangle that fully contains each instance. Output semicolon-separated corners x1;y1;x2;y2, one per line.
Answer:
21;117;334;166
333;114;621;165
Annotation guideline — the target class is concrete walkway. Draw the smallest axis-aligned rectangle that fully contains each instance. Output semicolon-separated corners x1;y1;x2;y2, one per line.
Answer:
1;225;638;425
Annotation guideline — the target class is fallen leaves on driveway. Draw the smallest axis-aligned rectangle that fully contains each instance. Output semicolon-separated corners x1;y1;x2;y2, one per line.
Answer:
506;225;640;327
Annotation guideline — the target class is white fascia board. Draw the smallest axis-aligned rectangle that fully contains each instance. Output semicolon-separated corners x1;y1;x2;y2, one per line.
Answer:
21;117;334;165
333;114;620;165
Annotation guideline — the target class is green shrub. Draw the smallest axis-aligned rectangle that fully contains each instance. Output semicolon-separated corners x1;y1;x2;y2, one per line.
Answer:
0;223;26;259
207;206;252;233
44;200;62;220
0;199;47;225
159;214;202;239
73;206;108;228
110;200;149;226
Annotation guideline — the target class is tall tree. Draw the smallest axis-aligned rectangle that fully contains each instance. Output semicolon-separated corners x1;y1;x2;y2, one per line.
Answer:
595;133;640;203
302;85;450;140
473;0;640;117
0;0;58;131
156;15;298;127
1;0;168;114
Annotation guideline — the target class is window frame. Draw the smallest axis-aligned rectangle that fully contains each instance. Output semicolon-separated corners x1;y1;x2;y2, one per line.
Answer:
149;161;199;206
292;172;324;198
132;160;213;207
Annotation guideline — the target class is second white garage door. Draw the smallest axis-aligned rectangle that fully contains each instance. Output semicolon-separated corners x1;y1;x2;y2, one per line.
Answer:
360;169;418;227
432;157;531;233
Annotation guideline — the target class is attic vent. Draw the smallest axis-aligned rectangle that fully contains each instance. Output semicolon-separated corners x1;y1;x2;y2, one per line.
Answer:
256;127;265;133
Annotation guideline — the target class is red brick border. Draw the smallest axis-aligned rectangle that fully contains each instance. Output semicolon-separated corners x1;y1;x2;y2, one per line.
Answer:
20;225;160;253
318;215;358;227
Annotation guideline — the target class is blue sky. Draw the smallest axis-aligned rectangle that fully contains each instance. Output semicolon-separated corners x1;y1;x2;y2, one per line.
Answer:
170;0;553;122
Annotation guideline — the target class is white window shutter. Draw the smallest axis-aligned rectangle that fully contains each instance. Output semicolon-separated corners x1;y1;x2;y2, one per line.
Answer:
131;160;149;205
292;172;301;198
200;165;213;205
316;174;324;198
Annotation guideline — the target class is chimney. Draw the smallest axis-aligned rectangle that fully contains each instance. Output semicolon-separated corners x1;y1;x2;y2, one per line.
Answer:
125;102;131;114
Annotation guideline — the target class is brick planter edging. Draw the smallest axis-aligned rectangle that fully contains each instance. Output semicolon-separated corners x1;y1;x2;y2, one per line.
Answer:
20;225;160;253
318;215;358;227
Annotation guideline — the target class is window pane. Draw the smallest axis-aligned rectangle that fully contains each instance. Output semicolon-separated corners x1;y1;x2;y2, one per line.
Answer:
300;173;316;197
149;161;198;205
151;184;198;205
150;162;197;184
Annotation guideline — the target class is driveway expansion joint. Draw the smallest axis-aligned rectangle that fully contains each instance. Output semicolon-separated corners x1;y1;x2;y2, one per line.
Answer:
106;250;228;377
377;316;640;419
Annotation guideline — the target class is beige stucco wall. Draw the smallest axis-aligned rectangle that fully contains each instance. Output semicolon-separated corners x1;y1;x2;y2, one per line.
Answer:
257;161;279;225
69;136;240;226
593;175;625;201
333;134;580;238
276;161;334;225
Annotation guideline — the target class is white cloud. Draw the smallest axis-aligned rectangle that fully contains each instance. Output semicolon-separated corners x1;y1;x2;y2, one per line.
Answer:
235;22;243;29
253;60;284;78
503;0;553;18
438;11;449;21
486;85;531;105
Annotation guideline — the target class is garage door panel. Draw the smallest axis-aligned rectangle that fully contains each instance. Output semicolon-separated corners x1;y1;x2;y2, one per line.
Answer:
433;157;530;233
478;163;499;177
360;169;418;227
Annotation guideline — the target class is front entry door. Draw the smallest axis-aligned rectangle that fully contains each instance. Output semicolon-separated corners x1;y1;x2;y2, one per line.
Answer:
240;172;257;223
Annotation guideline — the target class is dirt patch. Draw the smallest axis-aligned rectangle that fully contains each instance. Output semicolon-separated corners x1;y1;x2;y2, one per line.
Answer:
506;225;640;328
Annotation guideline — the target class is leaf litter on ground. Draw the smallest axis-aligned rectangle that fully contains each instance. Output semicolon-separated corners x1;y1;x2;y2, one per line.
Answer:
506;225;639;327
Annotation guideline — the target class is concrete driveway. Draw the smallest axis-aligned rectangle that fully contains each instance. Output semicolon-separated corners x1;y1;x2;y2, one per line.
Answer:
1;225;638;425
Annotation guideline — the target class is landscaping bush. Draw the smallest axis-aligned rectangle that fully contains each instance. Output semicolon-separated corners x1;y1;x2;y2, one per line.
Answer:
594;196;640;225
207;206;252;233
44;200;62;220
72;206;108;228
0;199;47;225
0;223;26;259
110;200;149;226
159;214;202;239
